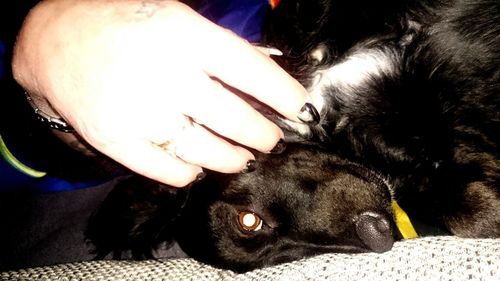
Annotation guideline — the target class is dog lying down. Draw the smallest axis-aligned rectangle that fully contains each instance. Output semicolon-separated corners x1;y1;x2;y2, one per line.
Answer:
87;146;413;272
86;0;499;273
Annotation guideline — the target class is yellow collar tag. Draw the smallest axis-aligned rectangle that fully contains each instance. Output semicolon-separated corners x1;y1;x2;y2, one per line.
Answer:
391;200;418;239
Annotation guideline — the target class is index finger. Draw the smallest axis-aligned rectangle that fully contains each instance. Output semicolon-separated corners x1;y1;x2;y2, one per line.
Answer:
197;23;309;122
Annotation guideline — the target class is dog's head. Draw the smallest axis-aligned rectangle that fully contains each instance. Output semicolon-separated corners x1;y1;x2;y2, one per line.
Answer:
87;144;399;272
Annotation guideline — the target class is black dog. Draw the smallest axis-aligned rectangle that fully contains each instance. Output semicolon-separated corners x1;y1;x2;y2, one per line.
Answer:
86;0;499;273
261;0;499;238
87;145;400;272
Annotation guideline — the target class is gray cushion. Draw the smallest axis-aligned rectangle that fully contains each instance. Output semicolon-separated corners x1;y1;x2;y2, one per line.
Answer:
2;236;499;280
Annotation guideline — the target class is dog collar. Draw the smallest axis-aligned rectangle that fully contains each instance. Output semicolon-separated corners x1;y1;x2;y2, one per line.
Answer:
391;200;419;239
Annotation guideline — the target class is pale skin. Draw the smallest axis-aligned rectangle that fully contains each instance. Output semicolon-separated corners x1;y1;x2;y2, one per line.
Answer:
12;0;310;187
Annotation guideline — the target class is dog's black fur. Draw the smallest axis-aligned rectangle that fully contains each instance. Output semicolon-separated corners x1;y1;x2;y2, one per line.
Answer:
86;0;500;273
87;146;399;272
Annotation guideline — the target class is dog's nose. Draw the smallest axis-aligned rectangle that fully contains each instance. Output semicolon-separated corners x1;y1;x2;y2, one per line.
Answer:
355;211;394;253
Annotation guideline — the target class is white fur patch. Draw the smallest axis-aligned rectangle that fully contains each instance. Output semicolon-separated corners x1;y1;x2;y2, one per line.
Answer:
283;119;313;136
308;47;398;113
310;44;328;63
285;46;399;138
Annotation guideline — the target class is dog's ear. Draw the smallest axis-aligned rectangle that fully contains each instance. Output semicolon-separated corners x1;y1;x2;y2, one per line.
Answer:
85;175;188;259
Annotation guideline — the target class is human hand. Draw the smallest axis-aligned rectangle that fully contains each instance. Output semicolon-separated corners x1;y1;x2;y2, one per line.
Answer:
12;0;314;187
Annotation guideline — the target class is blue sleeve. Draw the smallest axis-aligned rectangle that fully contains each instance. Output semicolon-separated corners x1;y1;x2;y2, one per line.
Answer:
197;0;271;42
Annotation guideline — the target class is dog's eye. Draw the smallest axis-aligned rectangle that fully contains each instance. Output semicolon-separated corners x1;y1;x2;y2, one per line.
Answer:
238;211;263;232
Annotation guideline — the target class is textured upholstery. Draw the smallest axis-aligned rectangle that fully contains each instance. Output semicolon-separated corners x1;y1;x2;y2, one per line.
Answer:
2;236;499;281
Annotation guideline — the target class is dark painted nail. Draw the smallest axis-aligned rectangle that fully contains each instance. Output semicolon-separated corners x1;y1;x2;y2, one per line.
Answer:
270;139;286;154
241;160;256;173
195;172;206;183
297;103;320;124
184;171;207;190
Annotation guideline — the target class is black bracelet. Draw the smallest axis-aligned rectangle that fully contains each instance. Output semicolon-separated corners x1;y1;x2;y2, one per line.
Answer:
25;91;74;133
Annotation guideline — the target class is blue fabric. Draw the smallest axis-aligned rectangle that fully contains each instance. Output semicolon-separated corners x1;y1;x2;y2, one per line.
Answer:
0;168;107;193
0;155;37;189
197;0;270;42
0;136;109;193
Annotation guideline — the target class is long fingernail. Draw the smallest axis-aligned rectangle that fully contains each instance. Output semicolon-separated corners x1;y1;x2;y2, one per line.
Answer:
184;171;206;190
252;43;284;56
266;47;283;56
297;103;320;124
241;160;256;173
269;139;286;154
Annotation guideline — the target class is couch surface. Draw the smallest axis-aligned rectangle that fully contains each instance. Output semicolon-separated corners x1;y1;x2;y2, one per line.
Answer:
2;236;498;281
